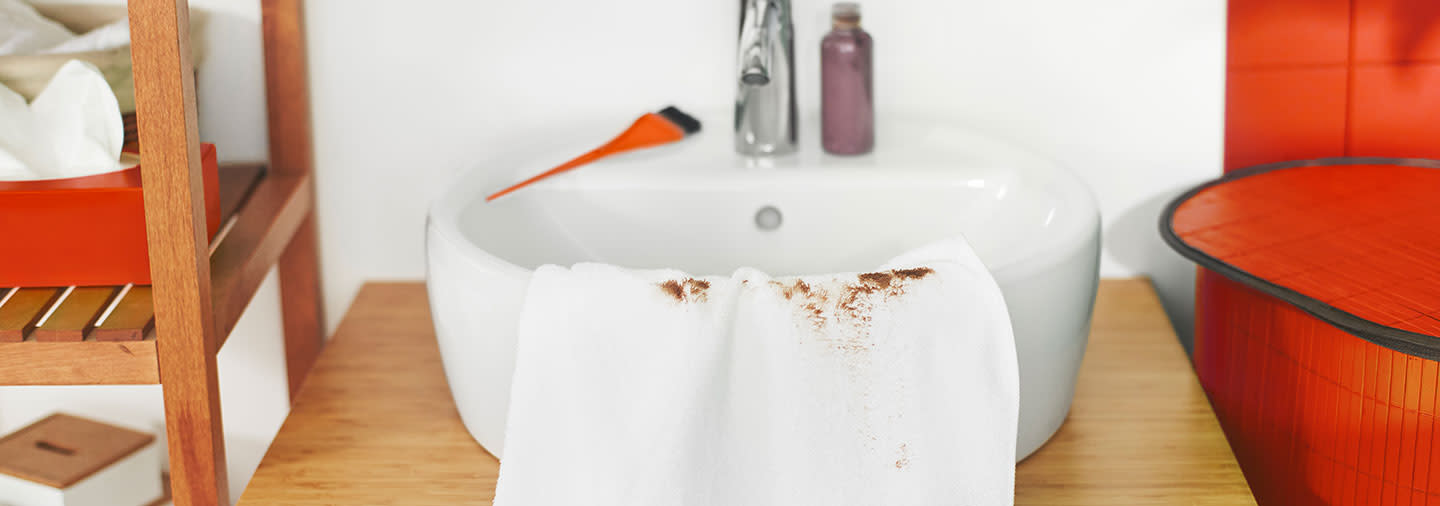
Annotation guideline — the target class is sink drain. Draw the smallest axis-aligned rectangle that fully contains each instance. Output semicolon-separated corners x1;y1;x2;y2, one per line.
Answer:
755;206;782;231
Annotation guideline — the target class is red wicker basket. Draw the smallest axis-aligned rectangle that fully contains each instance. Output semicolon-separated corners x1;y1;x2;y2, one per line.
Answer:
1163;158;1440;506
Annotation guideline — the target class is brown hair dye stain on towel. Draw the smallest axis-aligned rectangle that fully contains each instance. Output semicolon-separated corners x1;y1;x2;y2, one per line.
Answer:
857;271;893;288
771;279;827;329
658;278;711;303
771;279;812;300
659;280;685;300
838;268;935;334
892;267;934;280
774;267;937;336
895;443;912;470
770;267;937;453
687;279;711;299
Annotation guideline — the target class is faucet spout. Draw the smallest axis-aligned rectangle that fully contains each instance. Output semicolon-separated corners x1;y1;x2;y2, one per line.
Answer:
737;0;774;86
735;0;797;155
740;55;770;86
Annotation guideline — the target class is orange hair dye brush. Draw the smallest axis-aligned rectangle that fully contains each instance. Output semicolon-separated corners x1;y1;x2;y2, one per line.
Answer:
486;106;702;201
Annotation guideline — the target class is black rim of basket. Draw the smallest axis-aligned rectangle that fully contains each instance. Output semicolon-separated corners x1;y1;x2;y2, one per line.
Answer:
1160;157;1440;362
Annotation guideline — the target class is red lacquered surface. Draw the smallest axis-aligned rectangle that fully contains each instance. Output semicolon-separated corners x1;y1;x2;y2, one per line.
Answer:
1352;0;1440;63
1226;67;1349;169
0;144;220;287
1227;0;1440;172
1173;161;1440;341
1168;159;1440;505
1349;64;1440;159
1197;271;1440;506
1228;0;1351;67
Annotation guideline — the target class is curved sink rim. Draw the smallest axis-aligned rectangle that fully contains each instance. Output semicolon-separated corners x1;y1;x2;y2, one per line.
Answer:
429;114;1100;281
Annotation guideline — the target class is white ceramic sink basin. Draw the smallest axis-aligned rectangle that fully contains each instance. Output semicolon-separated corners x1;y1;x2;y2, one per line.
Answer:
426;113;1101;462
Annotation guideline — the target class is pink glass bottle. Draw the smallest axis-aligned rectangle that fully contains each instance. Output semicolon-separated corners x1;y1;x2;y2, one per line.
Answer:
821;2;873;155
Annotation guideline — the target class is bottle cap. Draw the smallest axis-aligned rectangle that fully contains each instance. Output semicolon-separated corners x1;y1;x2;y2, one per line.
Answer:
832;2;861;24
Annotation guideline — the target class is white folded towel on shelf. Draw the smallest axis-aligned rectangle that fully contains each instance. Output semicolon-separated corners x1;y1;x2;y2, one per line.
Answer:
40;17;130;55
0;0;131;55
0;0;76;55
495;238;1019;506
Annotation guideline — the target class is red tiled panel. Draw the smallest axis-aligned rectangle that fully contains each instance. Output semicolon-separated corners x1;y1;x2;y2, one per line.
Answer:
1195;271;1440;506
1229;0;1352;67
1348;63;1440;158
1353;0;1440;63
1174;163;1440;324
1226;67;1349;170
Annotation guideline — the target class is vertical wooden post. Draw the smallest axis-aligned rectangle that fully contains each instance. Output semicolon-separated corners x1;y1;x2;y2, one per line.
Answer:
127;0;229;505
262;0;325;400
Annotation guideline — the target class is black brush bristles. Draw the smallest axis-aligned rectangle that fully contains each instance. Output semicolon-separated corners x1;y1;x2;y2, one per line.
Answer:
658;106;702;135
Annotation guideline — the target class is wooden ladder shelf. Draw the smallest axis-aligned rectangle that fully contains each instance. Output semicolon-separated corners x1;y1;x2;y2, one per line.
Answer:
0;1;324;505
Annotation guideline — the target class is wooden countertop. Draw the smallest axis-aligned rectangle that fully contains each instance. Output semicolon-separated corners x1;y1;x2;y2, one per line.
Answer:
239;279;1255;505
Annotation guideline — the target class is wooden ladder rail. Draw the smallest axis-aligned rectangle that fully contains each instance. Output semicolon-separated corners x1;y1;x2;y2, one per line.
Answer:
128;0;322;504
264;0;325;400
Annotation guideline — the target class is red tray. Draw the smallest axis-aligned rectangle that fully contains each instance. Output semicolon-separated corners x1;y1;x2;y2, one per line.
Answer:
0;144;219;287
1163;158;1440;506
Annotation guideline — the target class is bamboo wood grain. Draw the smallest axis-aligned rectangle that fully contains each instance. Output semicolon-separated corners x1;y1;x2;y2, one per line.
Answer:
32;287;119;342
1013;279;1256;505
93;286;156;342
240;282;498;506
0;288;61;342
127;0;229;504
0;338;158;385
239;279;1254;505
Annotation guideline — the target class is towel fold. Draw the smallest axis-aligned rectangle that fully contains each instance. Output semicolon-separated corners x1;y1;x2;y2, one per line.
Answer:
0;0;76;55
495;238;1019;506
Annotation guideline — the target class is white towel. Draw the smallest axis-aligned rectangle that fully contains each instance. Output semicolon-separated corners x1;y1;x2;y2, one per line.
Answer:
0;0;76;55
496;238;1018;506
0;0;131;56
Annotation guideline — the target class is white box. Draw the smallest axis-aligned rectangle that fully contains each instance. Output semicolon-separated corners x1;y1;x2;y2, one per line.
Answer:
0;414;162;506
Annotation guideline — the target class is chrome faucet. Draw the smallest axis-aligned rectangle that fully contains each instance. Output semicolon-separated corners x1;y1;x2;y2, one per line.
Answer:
735;0;798;156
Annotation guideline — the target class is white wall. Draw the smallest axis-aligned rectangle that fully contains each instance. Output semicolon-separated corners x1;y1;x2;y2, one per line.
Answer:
1;0;1224;500
304;0;1225;344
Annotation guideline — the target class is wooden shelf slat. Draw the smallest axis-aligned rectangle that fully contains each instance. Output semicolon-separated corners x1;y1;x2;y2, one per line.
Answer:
33;287;120;342
0;288;61;342
219;163;266;221
76;165;268;345
0;339;159;385
94;286;156;342
0;164;294;386
210;172;313;345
